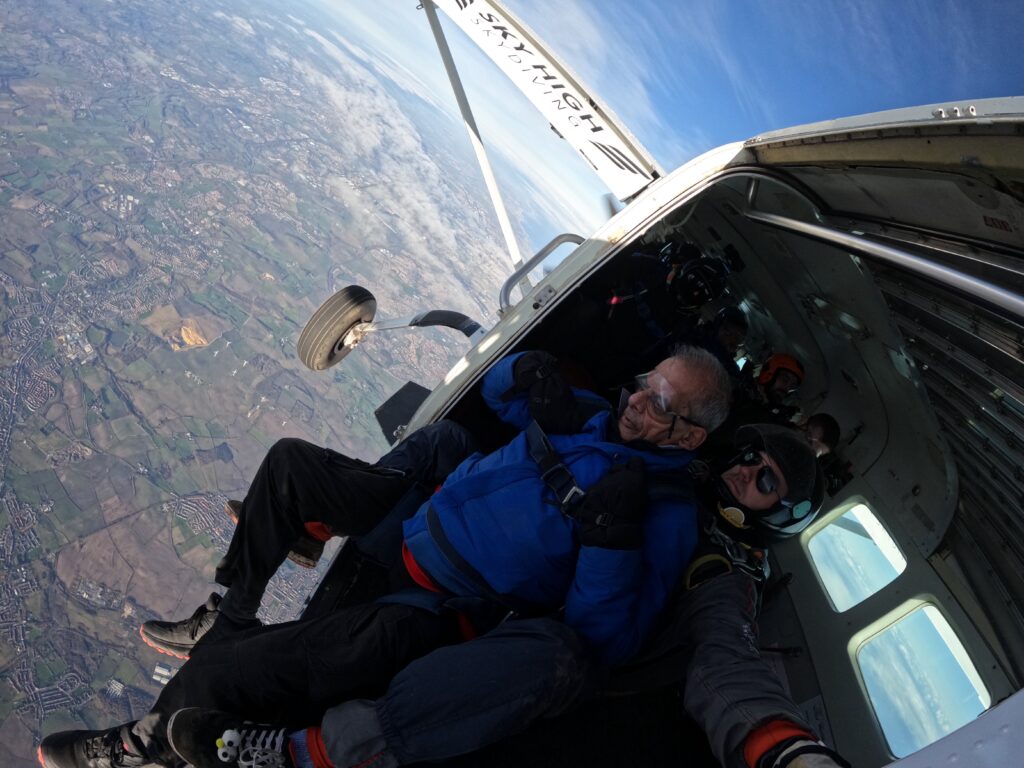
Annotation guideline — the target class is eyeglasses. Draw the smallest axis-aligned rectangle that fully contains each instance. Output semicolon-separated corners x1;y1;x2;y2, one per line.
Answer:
634;372;705;437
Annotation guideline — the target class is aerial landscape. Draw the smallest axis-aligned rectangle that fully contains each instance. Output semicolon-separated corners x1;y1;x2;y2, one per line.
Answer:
0;1;524;763
4;0;1023;765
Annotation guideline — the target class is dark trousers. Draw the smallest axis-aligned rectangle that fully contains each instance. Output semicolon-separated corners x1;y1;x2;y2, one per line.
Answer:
135;600;461;765
344;617;592;766
215;421;476;621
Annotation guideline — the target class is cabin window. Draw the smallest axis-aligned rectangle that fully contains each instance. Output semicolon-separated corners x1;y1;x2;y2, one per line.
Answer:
857;604;990;757
807;502;906;611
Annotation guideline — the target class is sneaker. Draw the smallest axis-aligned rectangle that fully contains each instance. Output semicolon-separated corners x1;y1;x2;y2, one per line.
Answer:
138;593;221;659
223;500;326;569
166;707;293;768
37;725;150;768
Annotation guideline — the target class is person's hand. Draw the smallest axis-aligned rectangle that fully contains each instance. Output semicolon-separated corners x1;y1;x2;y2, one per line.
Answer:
769;740;851;768
511;351;583;434
512;350;560;392
578;458;647;549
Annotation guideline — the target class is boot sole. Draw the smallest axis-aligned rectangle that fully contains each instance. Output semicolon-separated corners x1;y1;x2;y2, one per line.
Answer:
165;707;192;766
138;625;191;660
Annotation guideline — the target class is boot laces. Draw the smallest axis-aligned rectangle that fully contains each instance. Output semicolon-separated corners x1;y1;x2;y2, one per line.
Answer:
83;730;129;763
216;724;288;768
184;603;216;640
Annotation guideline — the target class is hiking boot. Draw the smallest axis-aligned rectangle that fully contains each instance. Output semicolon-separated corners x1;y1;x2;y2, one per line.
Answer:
223;500;326;569
138;593;221;659
166;707;293;768
37;724;150;768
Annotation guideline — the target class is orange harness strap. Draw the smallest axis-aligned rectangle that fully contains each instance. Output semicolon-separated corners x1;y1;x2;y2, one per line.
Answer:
743;720;815;768
401;543;477;640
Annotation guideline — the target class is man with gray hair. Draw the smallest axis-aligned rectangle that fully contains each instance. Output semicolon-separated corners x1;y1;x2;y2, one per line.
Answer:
40;346;732;768
165;425;848;768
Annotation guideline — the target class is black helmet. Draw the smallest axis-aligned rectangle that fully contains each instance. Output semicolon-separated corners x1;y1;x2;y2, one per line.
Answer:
657;242;729;314
715;306;748;332
722;424;825;538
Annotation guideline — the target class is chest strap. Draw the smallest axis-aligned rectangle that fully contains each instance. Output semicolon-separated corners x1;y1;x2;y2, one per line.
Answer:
525;420;585;514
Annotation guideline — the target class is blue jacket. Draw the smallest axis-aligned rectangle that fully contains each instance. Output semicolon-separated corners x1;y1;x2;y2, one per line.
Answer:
403;353;699;665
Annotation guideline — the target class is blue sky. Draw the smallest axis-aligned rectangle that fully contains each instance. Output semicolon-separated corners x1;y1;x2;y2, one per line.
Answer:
319;0;1023;243
809;507;988;757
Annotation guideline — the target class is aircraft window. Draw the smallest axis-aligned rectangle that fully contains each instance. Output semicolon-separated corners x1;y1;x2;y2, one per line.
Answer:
807;502;906;612
857;604;990;758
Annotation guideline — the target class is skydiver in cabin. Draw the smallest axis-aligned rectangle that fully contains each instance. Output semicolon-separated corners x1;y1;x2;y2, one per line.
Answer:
161;426;852;768
38;345;732;768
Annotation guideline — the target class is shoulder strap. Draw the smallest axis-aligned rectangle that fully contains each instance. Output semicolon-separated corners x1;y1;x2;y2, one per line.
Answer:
525;420;586;514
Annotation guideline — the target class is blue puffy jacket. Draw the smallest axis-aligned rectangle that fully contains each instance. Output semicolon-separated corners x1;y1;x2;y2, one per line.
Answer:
403;352;699;665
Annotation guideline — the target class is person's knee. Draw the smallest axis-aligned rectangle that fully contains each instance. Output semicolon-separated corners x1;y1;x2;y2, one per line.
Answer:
267;437;313;468
529;620;588;678
420;420;476;453
435;419;473;442
430;420;478;467
493;619;591;719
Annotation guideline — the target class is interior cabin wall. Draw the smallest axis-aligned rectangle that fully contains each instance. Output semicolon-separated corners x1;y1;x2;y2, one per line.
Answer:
765;156;1024;691
722;158;1023;765
869;242;1024;685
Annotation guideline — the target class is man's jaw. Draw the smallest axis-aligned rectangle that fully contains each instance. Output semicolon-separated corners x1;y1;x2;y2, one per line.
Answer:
723;471;742;502
618;413;639;441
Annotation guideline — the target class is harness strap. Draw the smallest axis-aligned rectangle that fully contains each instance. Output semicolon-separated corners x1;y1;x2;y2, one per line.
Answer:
425;505;538;617
525;420;585;514
684;553;734;590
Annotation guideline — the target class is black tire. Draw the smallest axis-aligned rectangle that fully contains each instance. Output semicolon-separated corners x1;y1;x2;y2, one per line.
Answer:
296;285;377;371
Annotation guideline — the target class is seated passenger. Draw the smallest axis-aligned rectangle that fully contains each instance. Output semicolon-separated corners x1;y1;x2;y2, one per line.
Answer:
803;412;839;458
746;352;804;424
547;240;732;392
704;353;805;459
803;412;852;497
38;346;732;768
157;426;850;768
681;305;748;378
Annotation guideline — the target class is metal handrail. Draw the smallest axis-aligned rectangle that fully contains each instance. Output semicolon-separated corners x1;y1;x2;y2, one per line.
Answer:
498;233;585;311
743;209;1024;320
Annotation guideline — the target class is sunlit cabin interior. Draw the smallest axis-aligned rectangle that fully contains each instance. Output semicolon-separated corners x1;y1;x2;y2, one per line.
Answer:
305;101;1024;767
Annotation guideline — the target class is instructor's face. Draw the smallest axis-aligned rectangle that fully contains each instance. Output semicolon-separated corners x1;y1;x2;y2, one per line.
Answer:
719;451;789;511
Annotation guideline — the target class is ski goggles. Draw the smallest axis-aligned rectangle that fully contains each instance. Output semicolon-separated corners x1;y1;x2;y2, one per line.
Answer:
735;446;814;518
735;447;781;496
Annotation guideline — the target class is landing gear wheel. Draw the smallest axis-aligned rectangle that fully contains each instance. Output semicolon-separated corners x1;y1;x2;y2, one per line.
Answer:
297;285;376;371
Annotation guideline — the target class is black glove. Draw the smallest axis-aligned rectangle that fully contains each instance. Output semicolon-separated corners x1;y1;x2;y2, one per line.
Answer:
512;350;560;392
578;457;647;549
510;351;583;434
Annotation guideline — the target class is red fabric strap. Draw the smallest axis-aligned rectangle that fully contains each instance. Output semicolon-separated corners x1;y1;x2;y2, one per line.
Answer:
299;726;334;768
743;720;816;768
402;543;476;641
402;542;442;592
304;522;334;542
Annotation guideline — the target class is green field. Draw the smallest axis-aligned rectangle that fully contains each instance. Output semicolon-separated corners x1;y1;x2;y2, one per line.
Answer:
41;711;85;736
190;288;249;327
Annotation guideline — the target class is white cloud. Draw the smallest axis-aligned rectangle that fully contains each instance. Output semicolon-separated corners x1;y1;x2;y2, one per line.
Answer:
259;26;524;330
212;11;256;37
317;1;613;241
